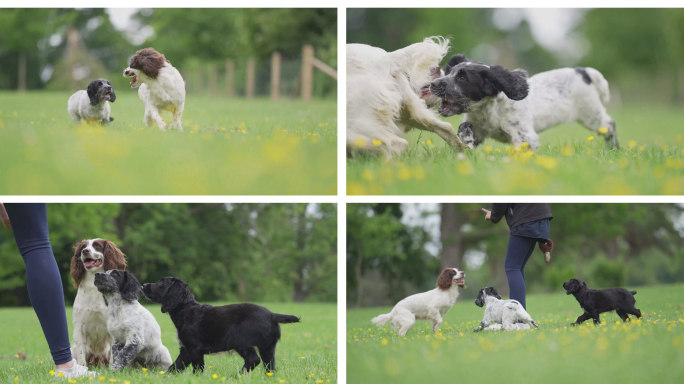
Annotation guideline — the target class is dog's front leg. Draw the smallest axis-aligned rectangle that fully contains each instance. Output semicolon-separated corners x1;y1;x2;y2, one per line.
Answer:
430;312;443;333
144;107;167;131
571;312;593;326
168;346;192;372
473;321;486;332
457;122;477;149
111;340;142;370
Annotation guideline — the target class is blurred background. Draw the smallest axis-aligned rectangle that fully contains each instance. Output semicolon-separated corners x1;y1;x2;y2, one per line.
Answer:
0;203;337;307
0;8;337;98
348;8;683;106
347;203;684;307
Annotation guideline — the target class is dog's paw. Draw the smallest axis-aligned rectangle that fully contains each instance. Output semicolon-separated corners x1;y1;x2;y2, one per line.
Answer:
457;122;476;149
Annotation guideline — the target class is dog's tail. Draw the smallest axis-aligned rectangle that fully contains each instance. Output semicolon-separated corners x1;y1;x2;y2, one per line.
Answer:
272;313;300;324
584;67;610;105
371;313;391;327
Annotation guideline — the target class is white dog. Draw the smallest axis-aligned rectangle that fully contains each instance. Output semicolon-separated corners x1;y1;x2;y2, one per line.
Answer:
371;268;466;336
431;54;618;150
347;37;466;158
94;270;172;370
67;79;116;124
123;48;185;131
473;287;538;331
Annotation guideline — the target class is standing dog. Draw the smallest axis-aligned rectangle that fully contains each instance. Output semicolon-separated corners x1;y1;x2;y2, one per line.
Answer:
123;48;185;131
371;268;466;336
347;37;466;158
430;54;617;150
473;287;538;332
142;277;299;373
94;270;172;370
563;278;641;325
67;79;116;124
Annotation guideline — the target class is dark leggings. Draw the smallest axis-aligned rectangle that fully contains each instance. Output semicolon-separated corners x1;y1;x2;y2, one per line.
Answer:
504;234;537;310
5;203;72;365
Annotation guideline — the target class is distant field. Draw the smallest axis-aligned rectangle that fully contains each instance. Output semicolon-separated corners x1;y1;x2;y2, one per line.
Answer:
0;92;336;195
347;104;684;195
0;301;336;384
348;284;684;383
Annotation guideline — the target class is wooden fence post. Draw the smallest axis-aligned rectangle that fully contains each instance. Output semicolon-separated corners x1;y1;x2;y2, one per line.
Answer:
301;45;314;102
271;52;281;100
246;57;255;99
225;59;235;97
208;64;218;95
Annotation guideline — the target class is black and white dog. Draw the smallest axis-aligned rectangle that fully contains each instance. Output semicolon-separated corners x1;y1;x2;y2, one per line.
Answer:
473;287;538;332
68;79;116;124
430;54;617;150
563;278;642;325
94;270;172;370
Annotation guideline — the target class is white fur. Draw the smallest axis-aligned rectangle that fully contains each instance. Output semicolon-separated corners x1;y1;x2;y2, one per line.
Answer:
371;268;465;336
476;291;538;332
347;37;465;158
67;90;111;124
123;63;185;131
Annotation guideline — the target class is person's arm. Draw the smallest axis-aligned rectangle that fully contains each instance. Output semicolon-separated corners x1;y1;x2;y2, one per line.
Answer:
489;204;509;223
0;203;11;230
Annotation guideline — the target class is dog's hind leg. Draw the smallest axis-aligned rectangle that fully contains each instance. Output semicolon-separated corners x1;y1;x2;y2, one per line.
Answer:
237;347;261;373
257;343;277;372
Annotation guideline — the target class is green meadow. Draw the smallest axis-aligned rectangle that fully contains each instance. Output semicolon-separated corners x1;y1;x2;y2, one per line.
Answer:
347;284;684;383
0;92;336;195
347;104;684;195
0;302;336;384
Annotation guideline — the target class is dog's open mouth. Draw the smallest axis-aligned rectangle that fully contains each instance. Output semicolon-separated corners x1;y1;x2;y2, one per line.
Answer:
83;258;103;269
100;94;111;100
454;278;466;288
130;74;138;88
420;86;431;99
438;99;454;116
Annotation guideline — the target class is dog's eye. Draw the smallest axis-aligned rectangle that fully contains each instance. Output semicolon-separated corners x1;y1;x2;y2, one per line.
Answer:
456;72;466;81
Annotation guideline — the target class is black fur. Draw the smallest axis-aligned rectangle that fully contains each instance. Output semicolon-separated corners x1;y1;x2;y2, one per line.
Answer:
86;79;116;106
574;67;592;84
94;270;142;302
563;278;642;325
474;286;502;308
142;277;300;374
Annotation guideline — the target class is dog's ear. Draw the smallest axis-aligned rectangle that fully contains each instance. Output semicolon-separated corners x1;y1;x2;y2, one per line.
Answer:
103;240;127;271
70;241;87;287
483;66;529;101
445;54;469;75
490;287;502;300
436;268;455;290
160;279;192;313
86;81;100;106
120;271;143;301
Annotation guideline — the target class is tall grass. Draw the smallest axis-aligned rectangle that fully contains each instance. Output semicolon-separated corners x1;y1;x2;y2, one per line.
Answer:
348;284;684;383
0;92;336;195
0;301;336;384
347;104;684;195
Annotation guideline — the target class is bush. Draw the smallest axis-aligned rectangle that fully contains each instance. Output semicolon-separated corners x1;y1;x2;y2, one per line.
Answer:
590;256;627;288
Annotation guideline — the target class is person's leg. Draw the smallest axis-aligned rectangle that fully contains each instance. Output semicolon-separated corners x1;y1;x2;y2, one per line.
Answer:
4;203;72;365
504;234;537;309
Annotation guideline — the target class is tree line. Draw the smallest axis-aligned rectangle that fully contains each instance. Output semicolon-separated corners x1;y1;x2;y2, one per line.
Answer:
0;203;337;306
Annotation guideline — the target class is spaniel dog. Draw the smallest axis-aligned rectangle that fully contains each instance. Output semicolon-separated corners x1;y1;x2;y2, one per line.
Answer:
70;239;127;366
371;268;466;336
93;270;172;370
430;54;618;150
142;277;300;373
473;287;538;332
67;79;116;124
347;37;466;158
123;48;185;131
563;278;642;325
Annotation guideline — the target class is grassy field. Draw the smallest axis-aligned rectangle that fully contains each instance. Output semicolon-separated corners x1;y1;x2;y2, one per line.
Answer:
0;302;336;384
348;284;684;383
0;91;336;195
347;104;684;195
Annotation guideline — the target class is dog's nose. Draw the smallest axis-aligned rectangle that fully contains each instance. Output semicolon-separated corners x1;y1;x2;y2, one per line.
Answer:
82;248;90;255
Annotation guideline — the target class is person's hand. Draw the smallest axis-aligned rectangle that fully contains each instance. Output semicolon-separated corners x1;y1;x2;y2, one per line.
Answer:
0;203;11;230
481;208;491;222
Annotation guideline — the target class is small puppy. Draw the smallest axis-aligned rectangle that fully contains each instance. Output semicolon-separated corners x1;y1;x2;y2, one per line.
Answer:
94;270;172;370
142;277;299;373
430;54;617;150
68;79;116;124
563;278;642;325
371;268;465;336
473;287;538;332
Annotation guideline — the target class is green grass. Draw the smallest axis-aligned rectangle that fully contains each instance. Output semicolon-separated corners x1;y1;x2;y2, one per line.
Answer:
0;302;336;384
347;104;684;195
0;91;336;195
348;284;684;383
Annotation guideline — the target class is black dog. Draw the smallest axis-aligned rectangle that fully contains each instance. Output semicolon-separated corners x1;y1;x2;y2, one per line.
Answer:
142;277;299;374
563;278;642;325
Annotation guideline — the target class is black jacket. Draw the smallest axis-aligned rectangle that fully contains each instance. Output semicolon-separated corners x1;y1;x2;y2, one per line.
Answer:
490;203;552;229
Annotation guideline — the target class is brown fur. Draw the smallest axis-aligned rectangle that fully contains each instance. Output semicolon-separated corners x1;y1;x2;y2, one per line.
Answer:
70;239;127;287
129;48;169;79
436;268;458;290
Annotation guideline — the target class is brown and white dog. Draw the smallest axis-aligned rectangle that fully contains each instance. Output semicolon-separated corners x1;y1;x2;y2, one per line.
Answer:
371;268;466;336
123;48;185;131
70;239;127;366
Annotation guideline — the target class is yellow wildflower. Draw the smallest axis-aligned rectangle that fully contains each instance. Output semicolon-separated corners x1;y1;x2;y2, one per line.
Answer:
266;372;273;377
426;139;433;146
372;139;382;147
212;373;219;379
587;136;595;142
598;126;609;135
